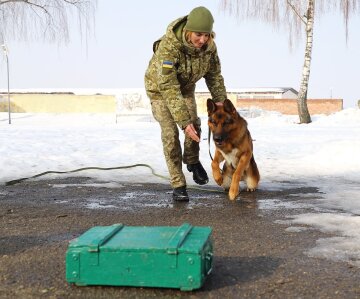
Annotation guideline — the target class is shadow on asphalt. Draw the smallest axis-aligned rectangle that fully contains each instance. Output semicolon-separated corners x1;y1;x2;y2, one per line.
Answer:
205;256;282;290
0;232;76;255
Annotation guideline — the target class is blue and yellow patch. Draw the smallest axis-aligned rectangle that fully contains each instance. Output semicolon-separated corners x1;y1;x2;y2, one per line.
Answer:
162;60;174;69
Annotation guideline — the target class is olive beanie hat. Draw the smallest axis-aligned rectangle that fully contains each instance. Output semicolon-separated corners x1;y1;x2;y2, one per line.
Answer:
184;6;214;33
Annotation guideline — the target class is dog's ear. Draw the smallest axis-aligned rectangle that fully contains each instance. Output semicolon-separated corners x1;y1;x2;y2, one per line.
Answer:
223;99;237;114
207;98;217;115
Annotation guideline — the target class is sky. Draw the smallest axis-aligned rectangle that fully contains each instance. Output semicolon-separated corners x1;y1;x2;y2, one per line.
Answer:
1;107;360;267
0;1;360;108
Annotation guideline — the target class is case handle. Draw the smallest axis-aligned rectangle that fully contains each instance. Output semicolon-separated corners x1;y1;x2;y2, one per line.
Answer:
167;223;193;254
88;223;124;252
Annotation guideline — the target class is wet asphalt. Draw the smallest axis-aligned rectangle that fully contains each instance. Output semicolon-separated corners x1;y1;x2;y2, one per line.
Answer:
0;176;359;299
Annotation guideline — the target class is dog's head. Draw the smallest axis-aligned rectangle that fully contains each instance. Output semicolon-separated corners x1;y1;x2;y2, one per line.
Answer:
207;99;238;148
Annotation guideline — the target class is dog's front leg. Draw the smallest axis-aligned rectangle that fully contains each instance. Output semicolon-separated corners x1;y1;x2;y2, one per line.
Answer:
229;152;251;200
211;150;224;186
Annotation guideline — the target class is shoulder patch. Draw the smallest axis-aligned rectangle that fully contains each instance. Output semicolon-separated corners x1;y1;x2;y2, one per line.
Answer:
162;60;174;69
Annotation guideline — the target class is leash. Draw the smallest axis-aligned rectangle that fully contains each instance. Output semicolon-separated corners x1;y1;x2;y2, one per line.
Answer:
4;163;223;193
5;164;168;186
208;126;214;161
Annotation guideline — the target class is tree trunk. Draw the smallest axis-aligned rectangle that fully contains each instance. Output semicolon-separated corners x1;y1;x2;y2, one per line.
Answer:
297;0;313;124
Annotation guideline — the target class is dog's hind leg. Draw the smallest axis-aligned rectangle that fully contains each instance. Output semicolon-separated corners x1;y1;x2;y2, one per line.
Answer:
221;163;233;191
245;156;260;191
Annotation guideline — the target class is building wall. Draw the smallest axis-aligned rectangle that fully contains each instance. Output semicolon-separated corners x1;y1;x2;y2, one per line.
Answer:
0;92;343;115
236;98;343;115
282;90;298;99
195;94;237;115
0;93;116;113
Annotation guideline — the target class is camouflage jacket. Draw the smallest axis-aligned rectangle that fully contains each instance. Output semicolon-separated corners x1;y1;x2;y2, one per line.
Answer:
144;16;227;129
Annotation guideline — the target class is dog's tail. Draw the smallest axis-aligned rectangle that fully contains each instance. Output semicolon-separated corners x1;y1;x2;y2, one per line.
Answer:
250;155;260;181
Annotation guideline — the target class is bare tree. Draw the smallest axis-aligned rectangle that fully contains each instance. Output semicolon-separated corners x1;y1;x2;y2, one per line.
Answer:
220;0;359;124
290;0;313;123
0;0;97;44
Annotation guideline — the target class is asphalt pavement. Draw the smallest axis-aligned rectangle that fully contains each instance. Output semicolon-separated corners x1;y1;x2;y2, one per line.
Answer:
1;176;359;298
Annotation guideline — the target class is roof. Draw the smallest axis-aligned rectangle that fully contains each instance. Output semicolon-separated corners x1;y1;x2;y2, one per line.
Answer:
196;87;298;95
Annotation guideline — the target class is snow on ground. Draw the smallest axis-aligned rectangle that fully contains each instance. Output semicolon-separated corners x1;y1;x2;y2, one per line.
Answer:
1;107;360;267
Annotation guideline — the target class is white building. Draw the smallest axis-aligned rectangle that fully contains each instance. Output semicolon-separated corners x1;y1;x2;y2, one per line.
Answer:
196;87;298;99
234;87;298;99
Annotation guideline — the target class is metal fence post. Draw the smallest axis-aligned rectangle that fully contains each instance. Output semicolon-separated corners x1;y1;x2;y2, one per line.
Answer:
1;44;11;124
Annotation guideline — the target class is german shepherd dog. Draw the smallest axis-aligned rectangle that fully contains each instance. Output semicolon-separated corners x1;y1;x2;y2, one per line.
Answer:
207;99;260;200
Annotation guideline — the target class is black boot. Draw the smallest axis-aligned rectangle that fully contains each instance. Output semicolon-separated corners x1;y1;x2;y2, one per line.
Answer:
173;186;189;201
187;162;209;185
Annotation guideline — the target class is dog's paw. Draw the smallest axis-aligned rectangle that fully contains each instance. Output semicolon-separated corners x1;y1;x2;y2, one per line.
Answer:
228;187;239;201
228;191;239;201
215;179;223;186
246;187;256;192
213;174;223;186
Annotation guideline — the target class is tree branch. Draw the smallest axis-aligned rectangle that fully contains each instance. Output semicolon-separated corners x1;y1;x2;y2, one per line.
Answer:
286;0;307;25
0;0;49;15
1;0;96;44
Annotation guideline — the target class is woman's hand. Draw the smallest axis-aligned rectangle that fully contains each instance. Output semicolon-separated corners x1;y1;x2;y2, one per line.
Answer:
184;123;200;142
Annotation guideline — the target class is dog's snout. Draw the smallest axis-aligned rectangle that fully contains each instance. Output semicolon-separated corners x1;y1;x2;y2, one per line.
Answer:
213;134;224;143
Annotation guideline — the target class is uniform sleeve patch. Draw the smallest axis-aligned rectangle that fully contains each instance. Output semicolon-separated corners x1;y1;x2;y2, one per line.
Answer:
162;60;174;69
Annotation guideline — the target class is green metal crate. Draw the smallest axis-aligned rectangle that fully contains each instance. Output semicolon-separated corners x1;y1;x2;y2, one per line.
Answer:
66;223;213;291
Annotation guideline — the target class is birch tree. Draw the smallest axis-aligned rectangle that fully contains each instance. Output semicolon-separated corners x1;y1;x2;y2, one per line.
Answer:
0;0;97;44
220;0;359;124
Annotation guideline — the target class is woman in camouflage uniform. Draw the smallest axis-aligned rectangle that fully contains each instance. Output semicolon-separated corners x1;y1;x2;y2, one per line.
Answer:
145;6;227;201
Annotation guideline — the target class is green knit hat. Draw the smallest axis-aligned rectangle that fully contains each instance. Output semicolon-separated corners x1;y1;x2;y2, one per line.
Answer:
184;6;214;33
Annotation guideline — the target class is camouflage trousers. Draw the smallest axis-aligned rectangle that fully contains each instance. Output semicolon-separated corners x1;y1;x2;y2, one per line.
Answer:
151;97;201;188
